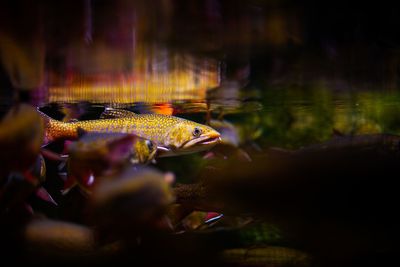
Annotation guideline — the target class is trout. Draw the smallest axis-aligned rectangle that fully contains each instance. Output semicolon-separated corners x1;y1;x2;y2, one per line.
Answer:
38;108;221;156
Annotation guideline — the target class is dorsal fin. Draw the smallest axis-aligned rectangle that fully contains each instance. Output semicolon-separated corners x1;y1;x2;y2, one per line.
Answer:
100;108;137;119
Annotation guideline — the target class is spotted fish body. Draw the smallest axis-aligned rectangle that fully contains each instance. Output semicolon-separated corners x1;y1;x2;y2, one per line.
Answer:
38;108;221;156
43;114;178;143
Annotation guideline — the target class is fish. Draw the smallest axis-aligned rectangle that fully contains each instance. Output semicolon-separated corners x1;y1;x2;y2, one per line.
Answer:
38;107;221;156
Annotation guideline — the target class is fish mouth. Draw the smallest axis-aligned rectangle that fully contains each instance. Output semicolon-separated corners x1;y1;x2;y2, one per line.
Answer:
182;133;221;149
157;136;220;152
198;136;221;145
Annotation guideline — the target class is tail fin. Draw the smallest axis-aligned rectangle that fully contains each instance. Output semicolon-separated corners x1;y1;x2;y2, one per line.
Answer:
37;108;64;145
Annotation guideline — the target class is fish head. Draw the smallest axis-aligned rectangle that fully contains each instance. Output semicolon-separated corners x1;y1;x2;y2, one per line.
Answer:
160;121;221;156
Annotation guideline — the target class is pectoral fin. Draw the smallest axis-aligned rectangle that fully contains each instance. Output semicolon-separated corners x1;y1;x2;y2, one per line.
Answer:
100;107;137;119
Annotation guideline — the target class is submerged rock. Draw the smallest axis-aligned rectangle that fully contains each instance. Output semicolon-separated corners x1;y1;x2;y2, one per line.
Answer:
23;219;95;261
221;246;312;267
90;167;174;241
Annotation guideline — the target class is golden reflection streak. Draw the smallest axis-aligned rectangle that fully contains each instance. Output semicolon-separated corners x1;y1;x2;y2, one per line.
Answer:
48;55;220;104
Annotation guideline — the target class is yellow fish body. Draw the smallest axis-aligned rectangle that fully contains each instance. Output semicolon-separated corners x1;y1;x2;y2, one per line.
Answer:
38;108;221;156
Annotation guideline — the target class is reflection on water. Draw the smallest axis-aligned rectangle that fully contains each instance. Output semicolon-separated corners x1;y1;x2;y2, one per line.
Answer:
45;44;220;106
260;82;400;148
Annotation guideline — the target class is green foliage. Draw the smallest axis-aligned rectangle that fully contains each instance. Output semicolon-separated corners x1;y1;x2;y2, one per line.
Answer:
254;82;400;149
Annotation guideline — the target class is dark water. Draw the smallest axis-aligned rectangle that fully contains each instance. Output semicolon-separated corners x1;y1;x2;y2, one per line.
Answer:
2;1;400;266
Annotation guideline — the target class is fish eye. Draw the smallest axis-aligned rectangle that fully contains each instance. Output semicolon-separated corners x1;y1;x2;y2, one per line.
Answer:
192;127;202;137
145;140;154;151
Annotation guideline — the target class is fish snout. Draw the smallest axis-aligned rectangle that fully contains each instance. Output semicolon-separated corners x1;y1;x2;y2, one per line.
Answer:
200;130;221;145
208;130;221;139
